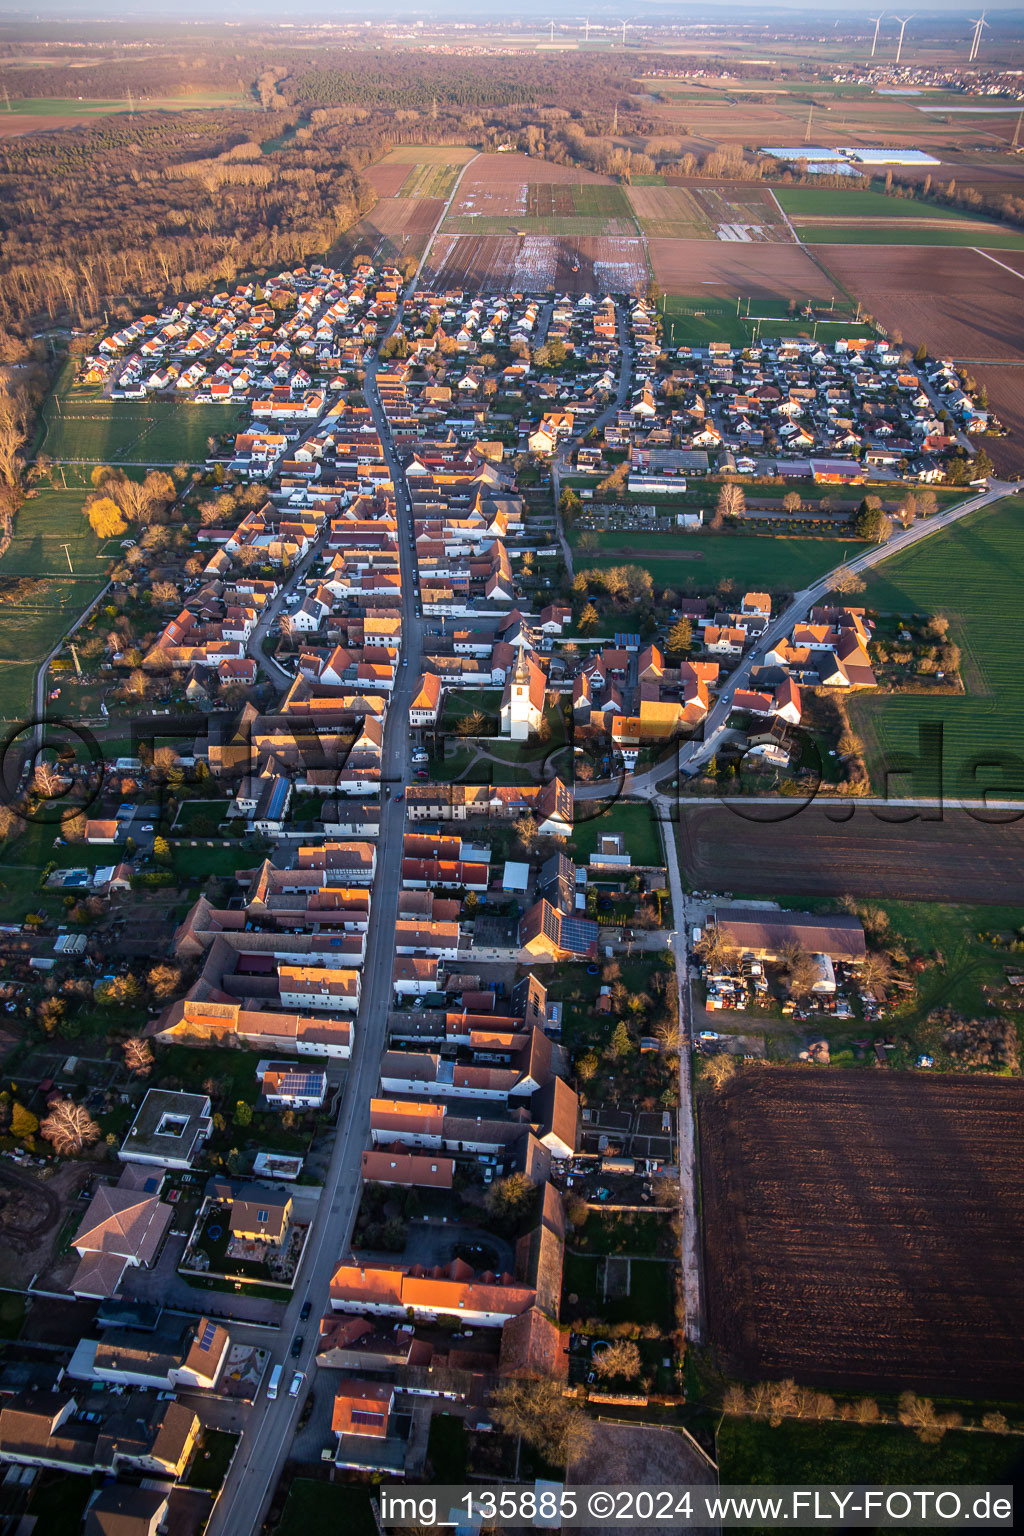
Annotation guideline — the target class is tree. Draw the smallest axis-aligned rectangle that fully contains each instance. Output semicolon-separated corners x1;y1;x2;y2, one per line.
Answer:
696;925;736;974
781;942;820;999
147;963;181;1000
126;669;148;699
40;1098;100;1156
152;581;179;606
152;836;172;865
32;760;63;799
914;342;928;364
456;709;486;738
559;487;582;523
895;493;917;529
898;1391;962;1445
123;1036;154;1077
608;1020;634;1059
489;1377;593;1470
11;1102;38;1140
854;503;890;542
234;1100;253;1128
593;1340;642;1380
579;601;599;633
701;1053;736;1091
782;491;802;515
666;617;692;655
716;482;746;522
576;1050;599;1081
87;497;128;539
517;813;539;853
831;567;865;596
484;1171;535;1227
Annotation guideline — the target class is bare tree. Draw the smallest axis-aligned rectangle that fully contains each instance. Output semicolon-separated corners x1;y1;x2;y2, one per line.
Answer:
40;1099;101;1156
593;1340;642;1380
123;1036;154;1077
701;1053;736;1091
147;963;181;1000
490;1377;593;1470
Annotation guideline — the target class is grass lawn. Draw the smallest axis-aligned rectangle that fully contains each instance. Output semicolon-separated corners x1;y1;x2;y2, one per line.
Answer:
440;688;503;735
158;1043;266;1105
427;1413;469;1481
276;1480;378;1536
173;799;231;833
169;843;255;880
572;529;863;592
185;1428;238;1491
718;1417;1024;1490
569;801;664;869
563;1253;675;1330
849;495;1024;795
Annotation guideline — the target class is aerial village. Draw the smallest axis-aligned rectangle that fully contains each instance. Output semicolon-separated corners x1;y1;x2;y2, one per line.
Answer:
0;251;978;1506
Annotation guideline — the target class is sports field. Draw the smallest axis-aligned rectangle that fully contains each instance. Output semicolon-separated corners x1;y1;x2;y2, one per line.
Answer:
39;395;245;472
661;296;874;349
0;490;117;721
849;495;1024;796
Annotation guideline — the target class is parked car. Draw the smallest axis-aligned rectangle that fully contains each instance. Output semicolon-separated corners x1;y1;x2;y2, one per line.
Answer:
289;1371;303;1398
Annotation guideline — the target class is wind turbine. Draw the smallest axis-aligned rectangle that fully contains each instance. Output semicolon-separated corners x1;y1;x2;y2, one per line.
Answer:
968;13;989;64
621;20;629;47
893;15;913;65
868;14;885;59
549;19;555;43
584;17;590;43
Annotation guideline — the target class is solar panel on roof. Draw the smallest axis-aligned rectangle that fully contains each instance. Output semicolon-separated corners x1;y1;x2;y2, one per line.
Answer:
278;1072;324;1095
198;1320;217;1352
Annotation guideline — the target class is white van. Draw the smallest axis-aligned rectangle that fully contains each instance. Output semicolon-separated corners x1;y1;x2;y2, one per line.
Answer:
267;1363;283;1400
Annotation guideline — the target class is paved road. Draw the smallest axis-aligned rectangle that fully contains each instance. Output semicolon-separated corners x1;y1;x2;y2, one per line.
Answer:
207;263;429;1536
576;479;1014;803
552;300;634;580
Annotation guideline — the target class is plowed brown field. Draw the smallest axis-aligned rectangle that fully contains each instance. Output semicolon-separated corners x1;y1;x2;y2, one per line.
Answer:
679;804;1024;902
650;239;836;298
700;1070;1024;1395
812;244;1024;363
426;233;648;295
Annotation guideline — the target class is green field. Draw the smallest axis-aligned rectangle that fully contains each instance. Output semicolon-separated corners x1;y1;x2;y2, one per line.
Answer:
878;899;1024;1022
718;1418;1024;1495
805;225;1024;248
0;489;117;721
39;395;245;468
573;529;865;592
849;495;1024;796
776;189;982;220
8;93;250;116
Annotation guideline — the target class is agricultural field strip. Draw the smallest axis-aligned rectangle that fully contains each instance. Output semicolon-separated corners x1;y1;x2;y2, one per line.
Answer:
701;1071;1024;1397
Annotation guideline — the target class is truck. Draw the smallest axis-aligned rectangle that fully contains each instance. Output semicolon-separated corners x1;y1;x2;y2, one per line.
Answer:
266;1363;283;1400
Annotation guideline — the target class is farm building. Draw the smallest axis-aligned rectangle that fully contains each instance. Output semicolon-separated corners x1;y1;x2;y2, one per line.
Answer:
713;907;865;962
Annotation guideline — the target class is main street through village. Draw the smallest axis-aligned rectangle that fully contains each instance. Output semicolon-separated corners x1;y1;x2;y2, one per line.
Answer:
205;287;426;1536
